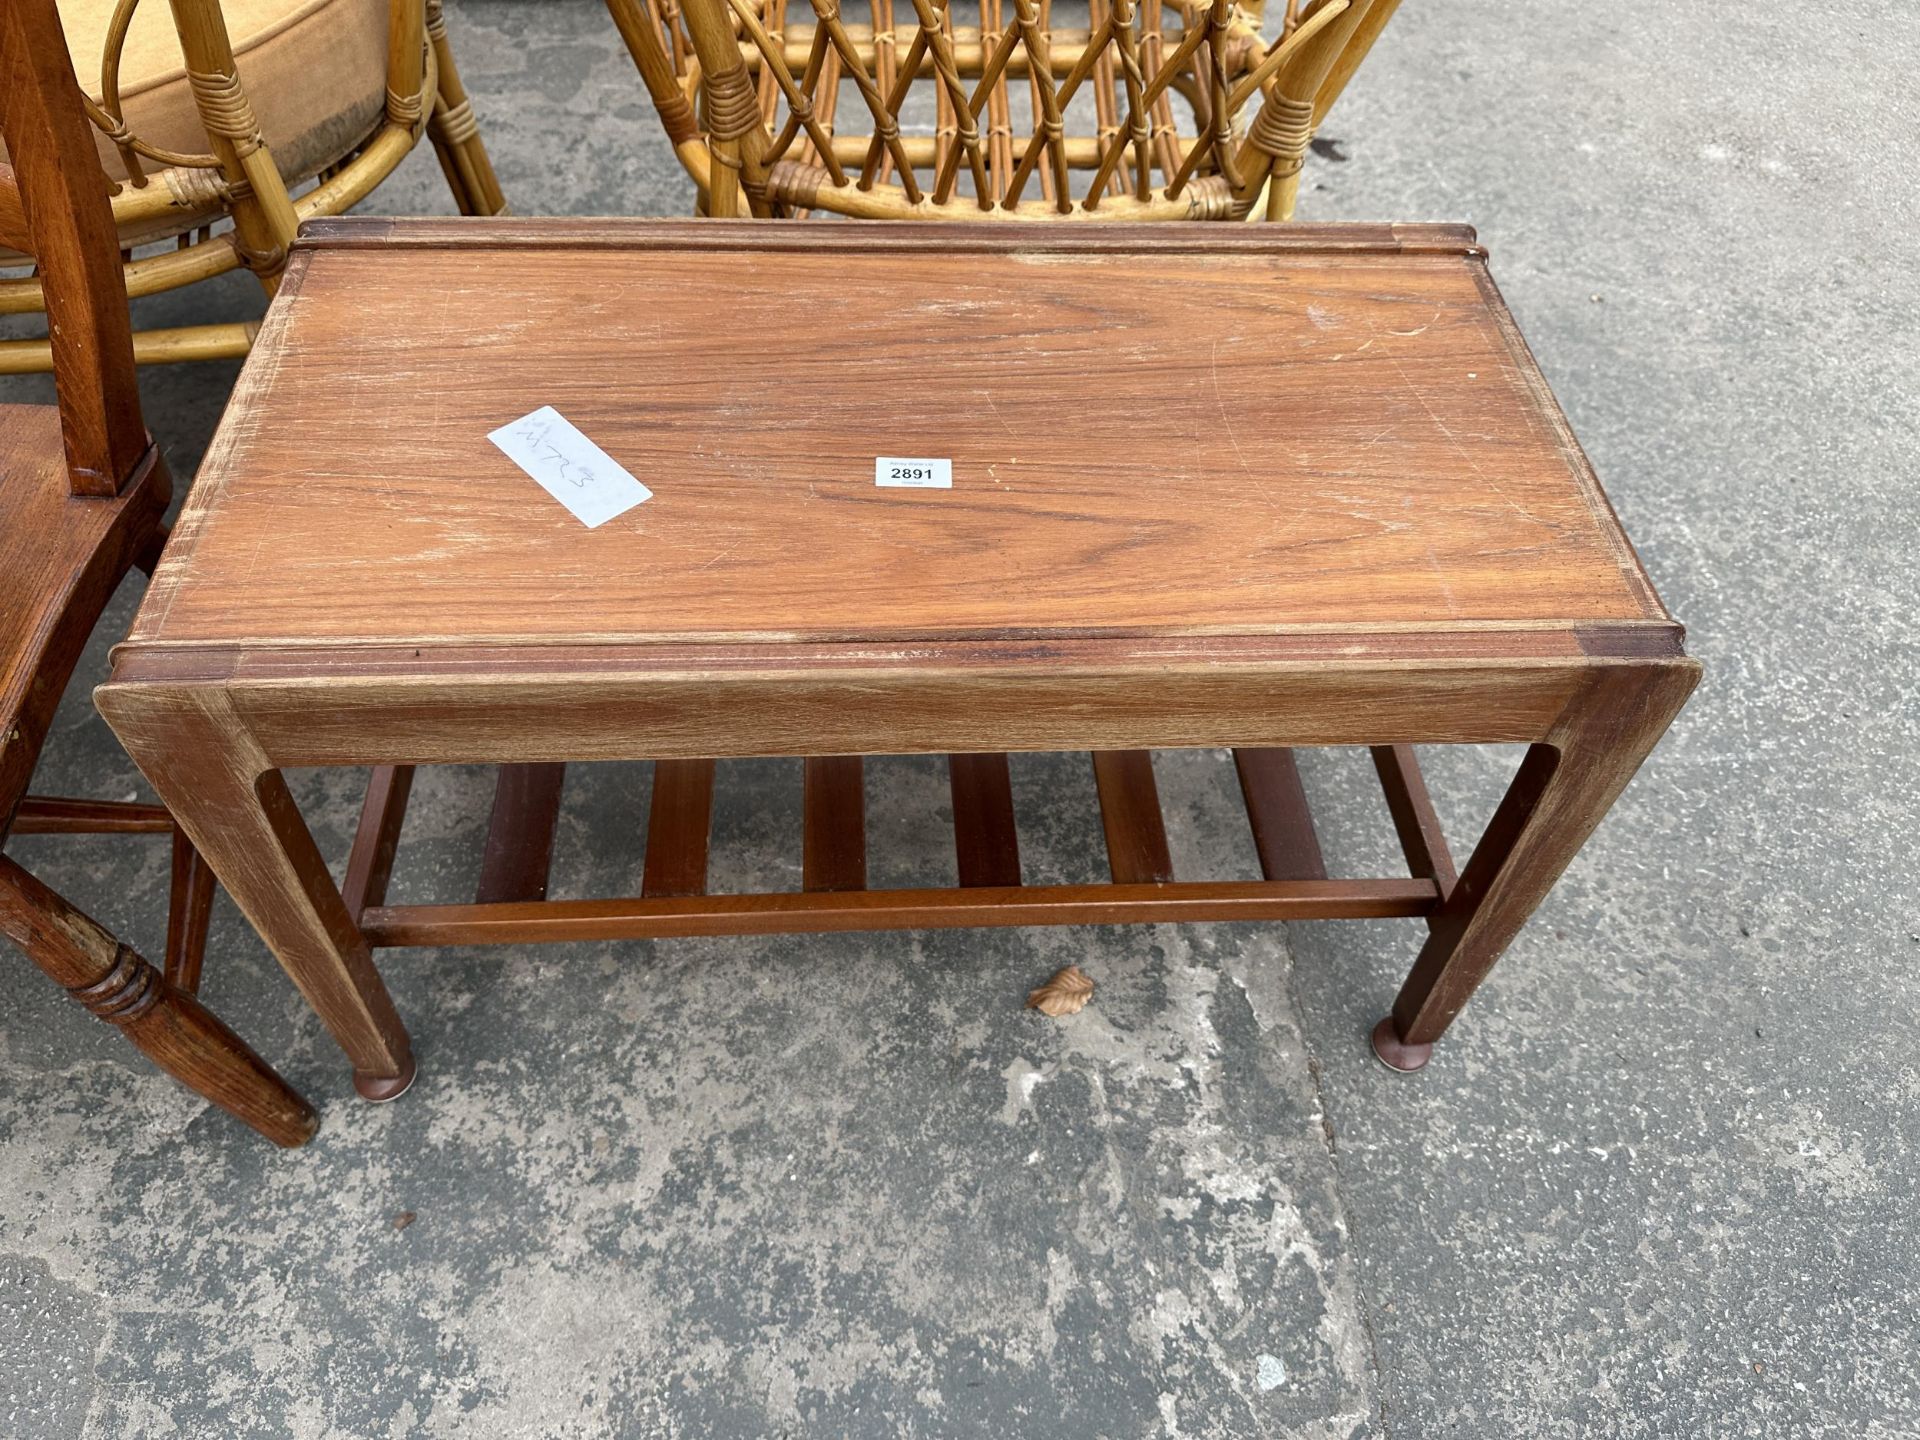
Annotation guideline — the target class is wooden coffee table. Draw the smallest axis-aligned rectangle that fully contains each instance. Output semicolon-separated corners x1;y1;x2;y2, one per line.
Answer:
99;219;1698;1102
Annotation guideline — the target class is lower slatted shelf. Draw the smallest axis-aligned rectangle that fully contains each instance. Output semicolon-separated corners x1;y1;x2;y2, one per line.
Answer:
344;747;1459;947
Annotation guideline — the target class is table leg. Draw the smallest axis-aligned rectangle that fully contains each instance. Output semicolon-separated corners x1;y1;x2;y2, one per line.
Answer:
1372;663;1699;1072
98;687;415;1101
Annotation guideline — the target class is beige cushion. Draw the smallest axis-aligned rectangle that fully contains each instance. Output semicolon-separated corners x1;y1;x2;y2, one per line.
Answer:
54;0;390;188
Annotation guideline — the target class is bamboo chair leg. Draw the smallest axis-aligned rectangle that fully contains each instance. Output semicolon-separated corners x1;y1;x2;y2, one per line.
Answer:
1245;172;1272;221
1312;0;1401;128
426;125;472;213
1266;164;1297;221
1231;0;1373;220
0;855;317;1147
425;0;508;215
167;0;302;294
679;0;776;214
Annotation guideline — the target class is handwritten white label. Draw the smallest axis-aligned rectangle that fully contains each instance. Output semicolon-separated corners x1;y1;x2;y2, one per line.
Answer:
488;406;651;528
875;456;953;489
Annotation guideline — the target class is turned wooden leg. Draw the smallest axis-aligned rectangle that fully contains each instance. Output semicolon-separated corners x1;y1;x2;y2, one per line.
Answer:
0;856;316;1146
1373;664;1699;1071
98;687;415;1101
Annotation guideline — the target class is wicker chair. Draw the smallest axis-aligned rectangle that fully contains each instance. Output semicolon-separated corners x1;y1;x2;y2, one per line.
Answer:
0;0;504;374
605;0;1396;220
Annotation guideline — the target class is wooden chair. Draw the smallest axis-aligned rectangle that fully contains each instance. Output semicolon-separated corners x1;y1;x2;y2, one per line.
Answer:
0;0;316;1147
0;0;505;374
606;0;1397;220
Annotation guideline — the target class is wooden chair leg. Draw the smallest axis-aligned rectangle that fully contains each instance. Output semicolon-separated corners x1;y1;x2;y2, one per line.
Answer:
163;828;216;994
1372;667;1698;1072
133;521;171;576
0;855;317;1146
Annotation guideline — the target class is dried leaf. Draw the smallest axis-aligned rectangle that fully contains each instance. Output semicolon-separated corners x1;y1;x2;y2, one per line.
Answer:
1027;965;1094;1018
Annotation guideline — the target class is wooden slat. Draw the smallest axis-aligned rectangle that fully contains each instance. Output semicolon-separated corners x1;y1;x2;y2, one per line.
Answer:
642;758;715;898
948;752;1021;887
1092;749;1172;883
803;756;866;892
361;877;1442;947
341;764;415;918
474;763;567;903
1233;747;1327;880
1370;744;1457;906
9;797;174;834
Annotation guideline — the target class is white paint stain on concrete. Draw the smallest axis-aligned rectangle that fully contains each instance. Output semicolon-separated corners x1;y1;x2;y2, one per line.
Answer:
1000;1056;1050;1125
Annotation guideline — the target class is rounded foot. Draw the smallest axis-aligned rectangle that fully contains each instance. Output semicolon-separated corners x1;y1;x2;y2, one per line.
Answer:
353;1051;417;1103
1370;1017;1433;1073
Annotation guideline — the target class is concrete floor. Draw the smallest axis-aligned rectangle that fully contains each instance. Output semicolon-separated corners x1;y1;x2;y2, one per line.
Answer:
3;1;1916;1435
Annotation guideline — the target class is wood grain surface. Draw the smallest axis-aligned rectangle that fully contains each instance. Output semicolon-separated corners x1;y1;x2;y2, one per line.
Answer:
128;220;1671;658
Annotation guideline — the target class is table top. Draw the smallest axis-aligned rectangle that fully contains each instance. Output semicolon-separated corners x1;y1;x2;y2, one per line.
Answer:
125;220;1678;671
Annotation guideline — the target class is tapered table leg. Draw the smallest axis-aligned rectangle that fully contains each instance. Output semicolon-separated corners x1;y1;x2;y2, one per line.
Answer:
98;687;415;1101
1373;664;1699;1071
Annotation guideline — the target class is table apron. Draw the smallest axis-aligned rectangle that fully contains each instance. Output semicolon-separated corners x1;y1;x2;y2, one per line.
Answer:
194;662;1603;766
